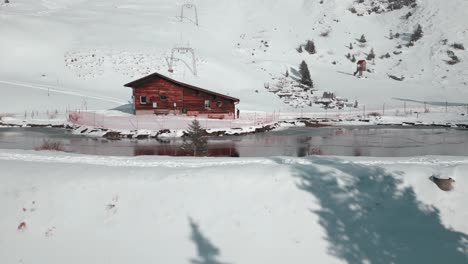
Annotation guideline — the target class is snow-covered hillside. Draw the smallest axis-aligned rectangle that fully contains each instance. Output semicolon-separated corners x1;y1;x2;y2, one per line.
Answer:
0;0;467;114
1;150;468;263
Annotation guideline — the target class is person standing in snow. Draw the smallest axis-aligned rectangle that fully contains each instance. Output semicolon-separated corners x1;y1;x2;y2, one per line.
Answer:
354;60;367;77
236;108;240;119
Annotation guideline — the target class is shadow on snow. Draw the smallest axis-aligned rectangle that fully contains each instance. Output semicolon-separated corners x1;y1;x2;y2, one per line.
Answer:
189;217;230;264
281;156;468;264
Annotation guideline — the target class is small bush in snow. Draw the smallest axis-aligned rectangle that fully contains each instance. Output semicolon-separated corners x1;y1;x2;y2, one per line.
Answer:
446;50;460;65
351;55;357;63
296;45;303;53
358;34;367;43
0;113;14;120
404;12;412;19
368;112;381;117
320;30;331;37
348;7;357;14
304;40;316;54
451;43;465;50
35;139;65;151
409;24;423;45
380;52;391;59
349;43;353;50
388;74;405;81
367;48;376;60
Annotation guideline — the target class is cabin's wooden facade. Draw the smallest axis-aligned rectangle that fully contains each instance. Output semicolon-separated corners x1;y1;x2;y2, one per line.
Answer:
125;73;239;117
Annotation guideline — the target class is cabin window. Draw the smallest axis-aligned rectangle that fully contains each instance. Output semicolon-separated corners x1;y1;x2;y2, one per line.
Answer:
160;95;167;101
140;96;147;104
204;100;210;109
216;101;223;108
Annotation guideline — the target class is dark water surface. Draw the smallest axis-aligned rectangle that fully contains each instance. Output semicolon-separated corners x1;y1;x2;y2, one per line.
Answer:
0;126;467;157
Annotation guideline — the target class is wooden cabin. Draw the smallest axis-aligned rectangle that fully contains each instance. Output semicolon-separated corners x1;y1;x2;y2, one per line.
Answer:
124;72;239;118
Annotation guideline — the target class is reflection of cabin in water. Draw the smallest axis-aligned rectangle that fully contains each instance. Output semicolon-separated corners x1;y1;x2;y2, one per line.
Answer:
134;143;239;157
125;72;239;118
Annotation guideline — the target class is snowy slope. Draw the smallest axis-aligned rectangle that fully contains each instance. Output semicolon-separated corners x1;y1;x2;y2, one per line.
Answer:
0;0;467;114
1;150;468;263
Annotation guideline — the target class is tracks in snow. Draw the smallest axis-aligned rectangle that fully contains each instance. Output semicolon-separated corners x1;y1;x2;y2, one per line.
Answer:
0;80;126;104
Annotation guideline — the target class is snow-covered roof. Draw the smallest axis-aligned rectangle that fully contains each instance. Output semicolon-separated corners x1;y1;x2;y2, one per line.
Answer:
124;72;240;103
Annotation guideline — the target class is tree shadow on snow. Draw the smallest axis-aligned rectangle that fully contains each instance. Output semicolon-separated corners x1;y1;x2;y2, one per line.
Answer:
289;67;301;82
280;156;468;264
189;217;230;264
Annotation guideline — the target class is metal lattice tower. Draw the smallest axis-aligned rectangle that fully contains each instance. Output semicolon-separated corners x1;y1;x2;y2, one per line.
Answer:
179;3;199;26
166;46;198;76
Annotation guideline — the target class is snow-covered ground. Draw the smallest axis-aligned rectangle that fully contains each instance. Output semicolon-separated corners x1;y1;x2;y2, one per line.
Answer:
1;150;467;263
2;1;468;263
1;0;467;116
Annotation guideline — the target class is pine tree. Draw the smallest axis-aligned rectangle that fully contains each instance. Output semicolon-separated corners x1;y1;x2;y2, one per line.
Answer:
349;43;353;50
182;119;208;156
410;24;423;43
304;40;316;54
351;55;356;63
299;60;313;87
367;48;375;60
296;45;303;53
359;34;367;43
285;69;289;77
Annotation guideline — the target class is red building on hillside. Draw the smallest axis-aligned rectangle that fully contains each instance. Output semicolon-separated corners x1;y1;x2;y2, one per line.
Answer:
125;72;239;118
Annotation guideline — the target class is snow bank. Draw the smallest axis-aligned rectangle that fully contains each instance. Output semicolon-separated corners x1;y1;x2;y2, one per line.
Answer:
1;149;467;263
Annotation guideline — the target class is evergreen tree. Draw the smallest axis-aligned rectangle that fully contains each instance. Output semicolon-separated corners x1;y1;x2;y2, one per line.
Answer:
299;60;313;87
410;24;423;43
367;48;375;60
304;40;316;54
351;55;356;63
359;34;367;43
182;119;208;156
296;45;303;53
349;43;353;49
285;69;289;77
